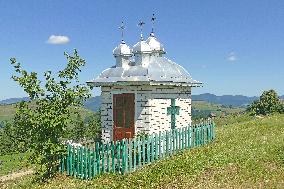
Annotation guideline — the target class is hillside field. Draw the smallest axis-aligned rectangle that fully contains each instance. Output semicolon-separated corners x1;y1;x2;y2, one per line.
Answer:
2;114;283;188
0;104;95;124
192;100;244;120
0;100;244;123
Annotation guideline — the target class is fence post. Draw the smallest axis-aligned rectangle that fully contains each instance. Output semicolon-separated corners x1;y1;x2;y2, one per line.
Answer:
213;122;215;140
124;139;128;173
166;130;169;157
188;126;191;149
101;143;105;174
129;138;133;172
106;142;110;173
95;142;100;175
88;146;91;179
201;124;204;145
92;146;96;177
195;125;198;147
133;138;137;170
88;147;91;178
121;139;126;174
178;128;182;150
175;129;178;152
137;137;140;169
142;135;146;165
151;135;154;162
147;135;151;164
116;141;121;173
172;129;175;154
155;133;158;161
66;145;70;175
181;127;185;150
84;146;87;179
158;131;161;159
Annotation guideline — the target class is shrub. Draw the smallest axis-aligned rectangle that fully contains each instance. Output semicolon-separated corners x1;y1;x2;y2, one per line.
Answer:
247;89;284;115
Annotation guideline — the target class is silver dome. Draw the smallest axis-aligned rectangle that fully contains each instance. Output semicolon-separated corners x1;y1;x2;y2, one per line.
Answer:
146;32;165;53
113;40;132;57
87;56;202;87
132;40;152;54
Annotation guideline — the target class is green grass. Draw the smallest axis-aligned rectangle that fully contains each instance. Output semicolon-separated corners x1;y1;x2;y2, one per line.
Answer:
3;114;284;188
0;153;27;176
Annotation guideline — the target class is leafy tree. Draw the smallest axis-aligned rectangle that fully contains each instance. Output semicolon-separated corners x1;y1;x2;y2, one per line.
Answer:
85;112;101;142
68;113;86;142
247;89;284;115
0;121;16;155
10;50;91;181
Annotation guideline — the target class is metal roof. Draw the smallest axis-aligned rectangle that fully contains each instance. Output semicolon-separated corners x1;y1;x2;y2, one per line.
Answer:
87;56;202;87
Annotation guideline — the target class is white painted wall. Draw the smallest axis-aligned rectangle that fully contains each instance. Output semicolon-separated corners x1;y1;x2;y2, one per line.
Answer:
100;85;192;142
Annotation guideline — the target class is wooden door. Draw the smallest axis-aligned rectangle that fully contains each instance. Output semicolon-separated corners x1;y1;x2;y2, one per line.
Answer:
113;93;135;142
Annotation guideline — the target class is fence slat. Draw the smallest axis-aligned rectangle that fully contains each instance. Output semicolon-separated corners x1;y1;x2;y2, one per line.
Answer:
129;139;133;172
106;142;110;172
101;143;105;174
133;138;137;170
121;139;125;174
88;147;91;179
158;131;162;159
111;141;115;173
84;146;87;179
169;131;172;156
95;143;100;175
137;137;141;168
175;129;178;152
147;136;150;164
142;136;146;165
117;141;121;173
165;131;169;157
155;133;158;161
92;146;96;177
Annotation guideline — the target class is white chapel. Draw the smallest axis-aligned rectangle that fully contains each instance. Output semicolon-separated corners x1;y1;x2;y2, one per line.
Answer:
87;18;201;142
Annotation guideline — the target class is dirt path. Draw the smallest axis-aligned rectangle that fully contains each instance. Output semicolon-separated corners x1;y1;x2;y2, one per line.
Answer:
0;170;33;182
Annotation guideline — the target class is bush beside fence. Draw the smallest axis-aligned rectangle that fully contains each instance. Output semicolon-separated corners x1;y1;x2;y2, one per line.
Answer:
59;121;215;179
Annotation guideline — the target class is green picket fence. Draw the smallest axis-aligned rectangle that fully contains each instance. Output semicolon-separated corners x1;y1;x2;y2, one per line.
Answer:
59;121;215;179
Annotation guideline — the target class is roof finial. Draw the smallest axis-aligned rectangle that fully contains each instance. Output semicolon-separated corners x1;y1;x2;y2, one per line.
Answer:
138;20;145;40
151;13;156;34
118;21;125;44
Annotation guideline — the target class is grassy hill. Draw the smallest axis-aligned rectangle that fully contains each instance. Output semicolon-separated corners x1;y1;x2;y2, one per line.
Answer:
0;104;16;123
0;103;95;124
2;114;284;188
192;100;245;120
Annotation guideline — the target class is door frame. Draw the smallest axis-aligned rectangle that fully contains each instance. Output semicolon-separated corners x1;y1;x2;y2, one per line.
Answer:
113;93;135;142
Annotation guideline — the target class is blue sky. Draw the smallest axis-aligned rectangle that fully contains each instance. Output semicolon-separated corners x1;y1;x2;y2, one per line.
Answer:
1;0;284;100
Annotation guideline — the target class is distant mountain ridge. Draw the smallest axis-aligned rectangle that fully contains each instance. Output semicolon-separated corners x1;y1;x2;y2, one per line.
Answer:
192;93;259;107
0;97;30;105
1;94;283;109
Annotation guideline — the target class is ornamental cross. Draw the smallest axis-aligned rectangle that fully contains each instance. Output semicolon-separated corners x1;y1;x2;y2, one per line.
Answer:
138;20;145;40
118;21;125;41
151;13;156;33
167;99;180;129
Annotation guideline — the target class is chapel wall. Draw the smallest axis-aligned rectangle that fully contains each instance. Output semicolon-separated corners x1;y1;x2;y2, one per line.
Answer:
148;86;192;135
100;85;192;142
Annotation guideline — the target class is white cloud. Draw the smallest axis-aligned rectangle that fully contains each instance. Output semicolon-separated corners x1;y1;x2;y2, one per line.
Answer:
46;35;70;44
227;52;237;62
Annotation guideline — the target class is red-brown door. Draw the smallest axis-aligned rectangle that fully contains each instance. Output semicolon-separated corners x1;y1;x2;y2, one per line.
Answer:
113;93;135;142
